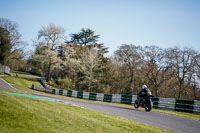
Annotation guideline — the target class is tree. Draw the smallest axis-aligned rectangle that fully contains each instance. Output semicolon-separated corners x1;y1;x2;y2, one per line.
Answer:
31;45;48;73
166;47;197;99
76;48;103;92
32;47;61;82
186;53;200;100
34;24;66;82
107;57;130;94
114;44;142;94
143;46;173;97
195;54;200;81
0;18;25;67
0;27;11;65
58;42;109;92
57;43;80;81
8;50;26;70
0;18;22;50
70;28;108;54
38;24;66;50
70;28;99;46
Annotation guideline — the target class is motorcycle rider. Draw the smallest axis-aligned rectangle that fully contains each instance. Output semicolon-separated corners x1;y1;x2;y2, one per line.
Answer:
137;85;152;104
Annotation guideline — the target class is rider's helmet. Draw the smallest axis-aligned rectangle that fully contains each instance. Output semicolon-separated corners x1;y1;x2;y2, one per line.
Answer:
142;85;147;90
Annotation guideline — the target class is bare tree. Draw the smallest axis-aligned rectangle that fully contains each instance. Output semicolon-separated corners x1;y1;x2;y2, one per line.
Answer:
188;53;200;100
166;47;197;99
195;54;200;80
114;44;142;94
143;46;173;97
38;24;66;50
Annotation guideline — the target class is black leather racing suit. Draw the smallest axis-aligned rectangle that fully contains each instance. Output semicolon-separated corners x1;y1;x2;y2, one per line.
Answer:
137;88;152;104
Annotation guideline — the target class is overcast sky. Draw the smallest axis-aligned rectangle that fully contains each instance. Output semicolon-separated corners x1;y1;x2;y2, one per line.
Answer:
1;0;200;56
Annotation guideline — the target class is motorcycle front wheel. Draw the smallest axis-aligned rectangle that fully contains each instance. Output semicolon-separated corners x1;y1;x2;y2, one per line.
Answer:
144;101;153;112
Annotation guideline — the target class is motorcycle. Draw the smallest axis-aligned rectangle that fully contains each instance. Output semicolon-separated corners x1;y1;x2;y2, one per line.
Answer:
134;93;154;112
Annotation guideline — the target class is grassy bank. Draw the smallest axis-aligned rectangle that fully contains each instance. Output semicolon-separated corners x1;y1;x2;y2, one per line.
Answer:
0;90;171;133
1;76;41;92
1;76;199;121
10;71;41;78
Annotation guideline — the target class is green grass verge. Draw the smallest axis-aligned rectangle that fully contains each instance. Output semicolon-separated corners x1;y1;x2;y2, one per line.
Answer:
10;71;41;78
0;90;171;133
0;76;41;92
152;109;200;121
1;76;200;121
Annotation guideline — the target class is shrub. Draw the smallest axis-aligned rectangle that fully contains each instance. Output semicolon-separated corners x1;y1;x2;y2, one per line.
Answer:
0;70;4;74
57;77;73;90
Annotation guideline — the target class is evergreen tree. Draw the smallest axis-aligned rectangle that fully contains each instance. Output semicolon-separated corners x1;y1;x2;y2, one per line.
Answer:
70;28;108;55
0;27;11;65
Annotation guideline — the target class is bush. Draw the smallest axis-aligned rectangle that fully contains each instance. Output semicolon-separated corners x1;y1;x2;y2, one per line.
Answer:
57;77;73;90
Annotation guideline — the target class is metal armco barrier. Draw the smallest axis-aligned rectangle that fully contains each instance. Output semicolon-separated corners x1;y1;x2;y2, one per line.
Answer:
59;90;63;95
121;94;132;104
194;100;200;114
103;94;112;102
152;98;159;109
97;93;104;101
77;91;83;99
67;90;72;97
31;84;45;92
112;94;121;103
83;92;90;100
31;84;200;114
89;92;97;101
52;89;56;94
175;100;194;113
72;90;78;98
63;90;68;96
156;98;176;111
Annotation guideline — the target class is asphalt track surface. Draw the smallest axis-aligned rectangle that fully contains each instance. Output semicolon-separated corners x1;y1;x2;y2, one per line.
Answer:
0;77;200;133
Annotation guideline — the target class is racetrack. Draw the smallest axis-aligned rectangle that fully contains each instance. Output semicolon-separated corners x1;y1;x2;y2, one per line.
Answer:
0;78;200;133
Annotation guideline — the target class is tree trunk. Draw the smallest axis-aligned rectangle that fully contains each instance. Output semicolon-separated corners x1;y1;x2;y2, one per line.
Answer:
47;63;51;82
129;68;134;94
154;87;158;97
88;79;91;92
88;71;92;92
178;84;182;100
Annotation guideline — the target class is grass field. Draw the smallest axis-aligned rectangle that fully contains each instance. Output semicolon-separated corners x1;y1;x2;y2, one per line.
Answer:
0;89;171;133
1;76;200;121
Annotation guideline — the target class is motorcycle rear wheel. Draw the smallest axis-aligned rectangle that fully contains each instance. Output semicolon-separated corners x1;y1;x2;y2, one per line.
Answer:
134;100;139;109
